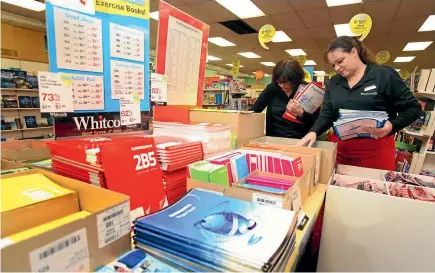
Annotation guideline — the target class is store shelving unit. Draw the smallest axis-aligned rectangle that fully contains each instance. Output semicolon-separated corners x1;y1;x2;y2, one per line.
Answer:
203;76;228;108
1;88;54;141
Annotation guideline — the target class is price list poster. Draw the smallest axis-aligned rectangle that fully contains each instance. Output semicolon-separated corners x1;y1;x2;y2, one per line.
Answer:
156;1;209;106
45;0;151;138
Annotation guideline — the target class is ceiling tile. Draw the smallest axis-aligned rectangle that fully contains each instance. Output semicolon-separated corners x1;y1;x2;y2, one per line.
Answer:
314;39;332;48
287;0;328;11
308;26;336;39
389;15;429;34
251;0;294;15
175;5;215;23
243;16;276;31
363;0;400;20
369;19;393;35
269;12;306;30
281;28;314;40
292;39;319;49
188;1;239;22
297;8;331;27
329;4;363;24
208;23;235;37
396;0;435;18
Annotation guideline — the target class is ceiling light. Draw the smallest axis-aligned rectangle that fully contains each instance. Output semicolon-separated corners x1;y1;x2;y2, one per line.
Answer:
1;0;45;11
314;71;326;75
326;0;362;7
208;37;236;47
149;11;159;20
238;52;261;58
419;15;435;32
226;64;244;67
334;24;358;37
403;41;433;51
305;60;317;65
215;0;265;19
272;31;292;43
285;49;307;56
260;62;275;67
265;74;271;77
395;69;401;72
207;55;222;61
394;56;416;63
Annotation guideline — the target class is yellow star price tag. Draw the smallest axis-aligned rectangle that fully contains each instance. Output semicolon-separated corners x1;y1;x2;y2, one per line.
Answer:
349;13;372;41
376;50;390;64
399;70;410;80
296;55;306;66
258;24;276;50
303;69;312;82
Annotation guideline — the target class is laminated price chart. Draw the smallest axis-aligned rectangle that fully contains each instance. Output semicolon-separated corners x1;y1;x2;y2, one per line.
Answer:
54;7;103;72
72;74;104;110
111;60;145;99
110;23;145;62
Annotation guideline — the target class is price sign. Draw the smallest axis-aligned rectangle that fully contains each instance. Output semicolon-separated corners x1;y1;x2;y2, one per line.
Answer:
258;24;276;50
376;50;390;64
150;73;167;103
303;69;312;82
349;13;372;41
296;55;307;66
98;138;166;214
38;72;74;113
399;70;410;80
119;94;141;125
232;58;240;69
231;66;239;78
329;71;337;79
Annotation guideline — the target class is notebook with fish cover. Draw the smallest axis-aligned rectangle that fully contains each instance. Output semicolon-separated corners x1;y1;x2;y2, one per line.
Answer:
135;189;296;271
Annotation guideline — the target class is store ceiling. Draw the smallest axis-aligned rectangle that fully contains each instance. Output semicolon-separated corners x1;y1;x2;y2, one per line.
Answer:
1;0;435;74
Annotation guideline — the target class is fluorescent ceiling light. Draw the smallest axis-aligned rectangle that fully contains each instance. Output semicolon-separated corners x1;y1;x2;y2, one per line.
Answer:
403;41;433;51
395;69;401;72
265;74;271;77
394;56;416;63
305;60;317;65
314;71;326;75
334;23;358;37
238;52;261;58
207;55;222;61
419;15;435;32
208;37;236;47
226;64;244;67
215;0;265;19
149;11;159;20
1;0;45;11
272;31;292;43
326;0;362;7
260;62;275;67
285;49;307;56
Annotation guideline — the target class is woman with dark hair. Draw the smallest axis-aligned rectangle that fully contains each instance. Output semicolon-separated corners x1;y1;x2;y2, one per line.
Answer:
298;36;421;170
250;58;319;139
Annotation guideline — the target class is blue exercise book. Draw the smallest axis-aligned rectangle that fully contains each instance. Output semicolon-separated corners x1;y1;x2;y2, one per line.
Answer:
135;189;296;268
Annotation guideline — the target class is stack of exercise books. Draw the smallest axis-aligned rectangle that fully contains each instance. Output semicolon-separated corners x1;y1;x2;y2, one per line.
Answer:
154;136;203;204
46;136;167;213
283;82;325;123
153;121;231;159
333;109;389;140
133;188;297;272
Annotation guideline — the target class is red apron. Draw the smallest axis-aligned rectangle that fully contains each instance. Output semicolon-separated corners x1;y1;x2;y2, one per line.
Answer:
327;132;396;171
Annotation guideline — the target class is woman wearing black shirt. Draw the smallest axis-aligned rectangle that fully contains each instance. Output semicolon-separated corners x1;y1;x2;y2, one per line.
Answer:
250;58;319;139
298;36;421;170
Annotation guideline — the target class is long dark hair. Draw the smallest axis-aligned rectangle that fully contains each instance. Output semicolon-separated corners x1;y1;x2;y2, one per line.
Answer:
324;36;377;65
272;58;304;89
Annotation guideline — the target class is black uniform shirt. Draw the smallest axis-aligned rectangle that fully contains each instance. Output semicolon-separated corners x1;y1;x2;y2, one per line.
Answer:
251;83;318;139
310;64;422;135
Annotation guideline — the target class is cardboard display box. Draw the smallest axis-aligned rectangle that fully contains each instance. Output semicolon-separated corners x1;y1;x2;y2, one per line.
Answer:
187;170;308;214
1;159;28;172
250;136;337;185
318;166;435;271
189;109;265;147
1;140;51;162
1;169;131;272
240;145;315;204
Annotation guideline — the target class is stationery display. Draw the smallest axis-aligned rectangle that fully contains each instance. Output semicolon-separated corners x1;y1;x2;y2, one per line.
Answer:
384;171;435;188
283;83;325;124
387;182;435;202
333;174;387;195
133;189;297;272
333;109;389;140
46;136;166;213
153;121;231;158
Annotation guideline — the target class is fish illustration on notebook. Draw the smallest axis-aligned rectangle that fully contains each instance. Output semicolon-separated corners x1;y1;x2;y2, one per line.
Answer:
194;201;262;245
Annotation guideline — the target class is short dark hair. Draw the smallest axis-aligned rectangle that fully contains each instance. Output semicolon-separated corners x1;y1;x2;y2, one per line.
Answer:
324;36;377;65
272;58;304;88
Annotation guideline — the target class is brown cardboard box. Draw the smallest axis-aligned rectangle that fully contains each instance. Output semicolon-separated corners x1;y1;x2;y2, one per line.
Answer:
240;145;314;203
1;159;28;171
187;170;307;214
249;137;337;184
1;140;51;162
189;109;265;147
1;170;131;272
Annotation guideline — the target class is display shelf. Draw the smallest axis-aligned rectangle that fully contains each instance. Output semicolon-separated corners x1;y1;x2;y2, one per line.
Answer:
427;151;435;155
202;104;223;106
203;89;226;92
401;129;429;138
0;88;39;92
1;108;40;111
2;126;54;132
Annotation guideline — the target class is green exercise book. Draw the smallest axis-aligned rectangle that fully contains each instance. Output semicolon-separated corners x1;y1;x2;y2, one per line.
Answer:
208;165;230;186
189;161;214;182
